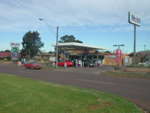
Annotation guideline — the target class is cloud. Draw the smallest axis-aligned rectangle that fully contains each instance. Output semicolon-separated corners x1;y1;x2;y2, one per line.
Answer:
0;0;150;32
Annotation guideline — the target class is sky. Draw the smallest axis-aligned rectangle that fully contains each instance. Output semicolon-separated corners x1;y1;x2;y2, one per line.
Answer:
0;0;150;53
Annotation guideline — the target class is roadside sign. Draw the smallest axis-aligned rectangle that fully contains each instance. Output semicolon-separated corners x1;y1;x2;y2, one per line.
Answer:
10;42;20;47
10;42;20;63
117;49;121;62
128;12;141;67
11;47;19;61
128;12;141;26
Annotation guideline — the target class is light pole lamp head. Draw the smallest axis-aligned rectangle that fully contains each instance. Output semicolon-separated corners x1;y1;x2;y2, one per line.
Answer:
113;45;118;47
39;18;43;21
120;44;125;47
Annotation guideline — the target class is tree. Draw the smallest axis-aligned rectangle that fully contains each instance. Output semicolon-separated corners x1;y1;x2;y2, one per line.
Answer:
6;55;11;60
21;31;44;58
136;50;150;62
59;35;82;43
5;50;11;52
48;51;54;54
104;51;111;53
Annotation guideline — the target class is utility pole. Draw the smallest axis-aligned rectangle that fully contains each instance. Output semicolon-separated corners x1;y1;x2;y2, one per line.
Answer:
28;49;30;61
144;45;146;51
39;18;59;68
55;26;59;68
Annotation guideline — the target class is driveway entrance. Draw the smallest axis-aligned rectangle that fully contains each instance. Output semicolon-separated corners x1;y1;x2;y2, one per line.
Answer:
56;65;114;75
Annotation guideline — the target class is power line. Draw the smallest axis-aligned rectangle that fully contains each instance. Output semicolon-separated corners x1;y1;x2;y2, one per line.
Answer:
39;18;56;37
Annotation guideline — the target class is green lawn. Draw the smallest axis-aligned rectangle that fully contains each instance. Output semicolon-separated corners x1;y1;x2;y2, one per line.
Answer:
101;71;150;79
0;73;141;113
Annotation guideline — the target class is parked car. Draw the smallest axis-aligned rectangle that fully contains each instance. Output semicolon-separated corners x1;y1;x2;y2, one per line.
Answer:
24;62;41;69
58;60;74;66
84;60;95;67
138;61;150;67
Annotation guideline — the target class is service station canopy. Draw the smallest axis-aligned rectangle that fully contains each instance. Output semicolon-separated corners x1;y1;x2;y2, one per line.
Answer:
51;42;108;50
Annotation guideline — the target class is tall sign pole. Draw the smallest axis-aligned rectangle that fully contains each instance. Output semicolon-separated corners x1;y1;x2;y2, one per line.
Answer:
128;12;141;67
133;24;136;67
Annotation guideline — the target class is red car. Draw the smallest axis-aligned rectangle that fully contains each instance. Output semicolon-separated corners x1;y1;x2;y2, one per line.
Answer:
24;62;41;69
58;60;74;66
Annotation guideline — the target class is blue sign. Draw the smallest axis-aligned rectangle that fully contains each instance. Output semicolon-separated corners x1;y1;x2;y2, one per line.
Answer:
61;53;70;55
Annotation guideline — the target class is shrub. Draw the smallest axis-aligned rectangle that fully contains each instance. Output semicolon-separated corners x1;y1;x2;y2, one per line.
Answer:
113;65;119;72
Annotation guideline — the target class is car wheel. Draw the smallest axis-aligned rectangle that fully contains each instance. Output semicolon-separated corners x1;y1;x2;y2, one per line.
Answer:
31;67;33;69
87;65;89;67
25;66;28;69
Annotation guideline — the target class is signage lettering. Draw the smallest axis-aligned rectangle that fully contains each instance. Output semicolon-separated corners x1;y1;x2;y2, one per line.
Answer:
131;14;141;24
117;49;121;62
11;47;19;61
10;42;20;47
128;12;141;26
106;55;116;59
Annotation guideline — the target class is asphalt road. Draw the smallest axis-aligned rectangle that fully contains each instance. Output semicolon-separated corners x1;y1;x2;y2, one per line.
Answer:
0;64;150;112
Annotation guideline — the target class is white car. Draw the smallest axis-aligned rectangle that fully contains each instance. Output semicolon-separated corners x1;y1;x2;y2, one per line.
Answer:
138;61;150;67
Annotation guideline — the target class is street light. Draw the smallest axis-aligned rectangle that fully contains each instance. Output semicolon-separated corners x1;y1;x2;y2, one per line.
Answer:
113;45;125;49
39;18;59;68
113;44;125;69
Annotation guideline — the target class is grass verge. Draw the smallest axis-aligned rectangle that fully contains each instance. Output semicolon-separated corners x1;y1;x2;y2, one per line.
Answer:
101;71;150;79
0;73;141;113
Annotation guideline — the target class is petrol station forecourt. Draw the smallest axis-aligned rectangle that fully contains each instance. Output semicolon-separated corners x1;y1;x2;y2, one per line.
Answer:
51;42;109;67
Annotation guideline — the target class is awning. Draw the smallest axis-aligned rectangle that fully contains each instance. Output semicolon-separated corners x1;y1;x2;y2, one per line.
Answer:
51;42;108;50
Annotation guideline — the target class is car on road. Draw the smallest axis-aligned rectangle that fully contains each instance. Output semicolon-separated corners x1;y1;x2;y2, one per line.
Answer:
24;62;41;69
58;60;74;66
84;60;95;67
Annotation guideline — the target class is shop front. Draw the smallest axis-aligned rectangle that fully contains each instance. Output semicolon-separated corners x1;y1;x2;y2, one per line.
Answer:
51;42;108;67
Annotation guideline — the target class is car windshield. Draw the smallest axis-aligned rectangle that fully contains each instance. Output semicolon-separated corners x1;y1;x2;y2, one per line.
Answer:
59;60;64;62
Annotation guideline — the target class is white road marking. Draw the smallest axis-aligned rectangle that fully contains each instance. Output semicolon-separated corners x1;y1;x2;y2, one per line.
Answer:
78;79;115;85
18;71;31;74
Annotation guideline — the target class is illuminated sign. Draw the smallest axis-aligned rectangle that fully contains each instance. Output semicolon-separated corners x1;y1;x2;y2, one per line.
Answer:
10;42;20;47
117;49;121;62
106;55;116;59
11;47;19;60
128;12;141;26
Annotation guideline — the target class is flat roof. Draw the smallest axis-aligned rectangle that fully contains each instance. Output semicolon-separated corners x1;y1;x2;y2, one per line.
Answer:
51;42;108;50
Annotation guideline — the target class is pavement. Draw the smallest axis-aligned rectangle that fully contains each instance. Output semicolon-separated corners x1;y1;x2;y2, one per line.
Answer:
0;64;150;112
55;65;115;75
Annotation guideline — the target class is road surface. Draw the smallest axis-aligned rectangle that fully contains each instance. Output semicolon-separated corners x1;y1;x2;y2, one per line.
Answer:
0;64;150;112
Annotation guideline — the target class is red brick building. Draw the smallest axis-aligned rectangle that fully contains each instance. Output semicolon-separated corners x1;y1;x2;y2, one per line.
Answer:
0;52;11;60
104;53;128;66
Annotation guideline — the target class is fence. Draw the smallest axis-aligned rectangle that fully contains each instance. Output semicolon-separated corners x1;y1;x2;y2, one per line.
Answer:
125;68;150;73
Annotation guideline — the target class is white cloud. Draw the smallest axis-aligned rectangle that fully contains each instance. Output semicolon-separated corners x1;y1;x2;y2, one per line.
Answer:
0;0;150;32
